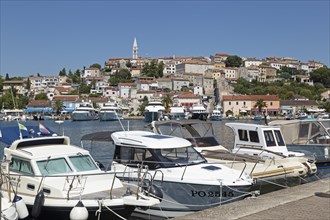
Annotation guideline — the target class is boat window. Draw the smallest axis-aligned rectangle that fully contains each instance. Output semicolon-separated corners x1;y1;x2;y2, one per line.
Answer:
69;155;98;172
298;123;309;139
37;158;72;175
310;123;321;137
238;129;249;141
264;131;276;146
249;131;259;143
158;146;205;166
274;130;285;146
10;157;34;175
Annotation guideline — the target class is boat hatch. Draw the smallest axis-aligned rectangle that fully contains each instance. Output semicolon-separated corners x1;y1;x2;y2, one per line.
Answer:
142;135;173;140
201;165;222;171
15;138;68;149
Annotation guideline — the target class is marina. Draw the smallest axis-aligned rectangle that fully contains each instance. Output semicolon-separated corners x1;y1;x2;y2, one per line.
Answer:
0;119;329;219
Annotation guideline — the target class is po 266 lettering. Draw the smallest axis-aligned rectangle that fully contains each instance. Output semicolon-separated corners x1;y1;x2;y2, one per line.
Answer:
191;191;234;197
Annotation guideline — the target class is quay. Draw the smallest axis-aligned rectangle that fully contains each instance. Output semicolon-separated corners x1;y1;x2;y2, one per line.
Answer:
174;178;330;220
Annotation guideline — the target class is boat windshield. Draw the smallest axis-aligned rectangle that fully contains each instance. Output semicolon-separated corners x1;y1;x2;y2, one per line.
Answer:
114;145;206;169
155;146;207;167
37;158;72;175
69;154;98;172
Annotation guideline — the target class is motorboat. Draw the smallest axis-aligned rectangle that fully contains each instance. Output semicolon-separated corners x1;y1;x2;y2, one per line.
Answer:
144;100;165;123
189;104;209;121
210;105;223;121
81;130;254;219
168;105;186;120
0;132;160;220
210;109;222;121
72;103;99;121
99;102;123;121
269;119;330;179
150;120;317;193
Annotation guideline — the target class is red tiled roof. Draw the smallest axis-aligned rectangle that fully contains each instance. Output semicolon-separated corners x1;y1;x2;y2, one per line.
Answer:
53;95;78;101
28;100;51;107
222;95;279;101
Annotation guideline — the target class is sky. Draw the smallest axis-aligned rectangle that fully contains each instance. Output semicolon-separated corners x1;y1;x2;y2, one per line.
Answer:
0;0;329;77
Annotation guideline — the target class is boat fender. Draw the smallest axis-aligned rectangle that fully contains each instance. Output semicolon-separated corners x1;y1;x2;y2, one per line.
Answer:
302;162;312;176
143;184;163;201
69;201;89;220
13;195;29;219
31;191;45;218
325;147;329;159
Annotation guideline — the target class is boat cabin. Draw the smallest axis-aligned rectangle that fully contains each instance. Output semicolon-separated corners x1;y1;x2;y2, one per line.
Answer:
3;136;100;176
226;123;304;158
110;131;207;170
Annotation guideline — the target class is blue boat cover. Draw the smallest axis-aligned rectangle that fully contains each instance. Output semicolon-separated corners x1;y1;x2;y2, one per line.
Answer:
0;125;56;145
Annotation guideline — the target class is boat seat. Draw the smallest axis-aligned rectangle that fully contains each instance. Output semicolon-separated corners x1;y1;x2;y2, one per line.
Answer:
144;157;160;170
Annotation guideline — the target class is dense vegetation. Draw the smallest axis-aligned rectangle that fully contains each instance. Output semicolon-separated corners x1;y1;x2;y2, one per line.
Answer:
233;67;330;101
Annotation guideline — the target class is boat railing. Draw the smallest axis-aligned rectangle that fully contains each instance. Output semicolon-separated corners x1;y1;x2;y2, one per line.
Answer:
0;167;150;201
234;144;287;158
112;161;164;198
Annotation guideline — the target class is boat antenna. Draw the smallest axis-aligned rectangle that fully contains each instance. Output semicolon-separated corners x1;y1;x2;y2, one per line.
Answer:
115;111;126;131
10;87;25;139
55;120;64;136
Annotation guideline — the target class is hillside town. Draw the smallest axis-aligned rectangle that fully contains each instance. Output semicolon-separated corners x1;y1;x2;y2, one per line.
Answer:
0;38;328;121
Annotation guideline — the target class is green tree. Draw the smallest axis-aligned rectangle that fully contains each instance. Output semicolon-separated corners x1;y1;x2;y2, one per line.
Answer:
109;69;132;86
53;100;64;115
59;68;67;76
90;63;101;69
141;60;163;78
5;73;10;80
0;75;3;90
225;55;243;67
0;93;15;109
126;61;132;68
26;77;31;90
310;67;330;87
162;95;173;113
79;83;91;94
35;93;48;100
138;96;149;115
17;95;29;109
254;99;267;114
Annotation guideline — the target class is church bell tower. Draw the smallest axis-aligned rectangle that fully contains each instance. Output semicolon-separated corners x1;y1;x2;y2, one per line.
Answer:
132;37;138;59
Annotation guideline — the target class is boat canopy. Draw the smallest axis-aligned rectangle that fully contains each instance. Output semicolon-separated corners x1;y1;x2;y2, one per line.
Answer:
24;107;54;113
0;125;55;145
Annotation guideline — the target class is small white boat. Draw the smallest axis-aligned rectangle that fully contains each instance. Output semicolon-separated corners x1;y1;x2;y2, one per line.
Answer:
72;103;99;121
169;105;186;120
150;120;317;193
189;104;209;120
0;135;160;220
210;110;222;121
99;102;123;121
81;130;254;219
144;100;165;122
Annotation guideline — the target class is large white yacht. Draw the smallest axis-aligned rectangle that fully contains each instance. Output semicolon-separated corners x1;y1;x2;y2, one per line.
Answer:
99;102;123;121
144;100;165;122
72;103;98;121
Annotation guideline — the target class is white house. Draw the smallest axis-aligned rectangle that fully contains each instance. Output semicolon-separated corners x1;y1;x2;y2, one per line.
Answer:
82;68;100;78
176;60;214;75
244;58;263;67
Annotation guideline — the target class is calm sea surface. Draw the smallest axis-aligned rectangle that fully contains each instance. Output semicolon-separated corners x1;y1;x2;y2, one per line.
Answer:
0;119;262;160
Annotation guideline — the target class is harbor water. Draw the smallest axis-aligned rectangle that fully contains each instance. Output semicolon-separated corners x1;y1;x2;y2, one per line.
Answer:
0;119;252;160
